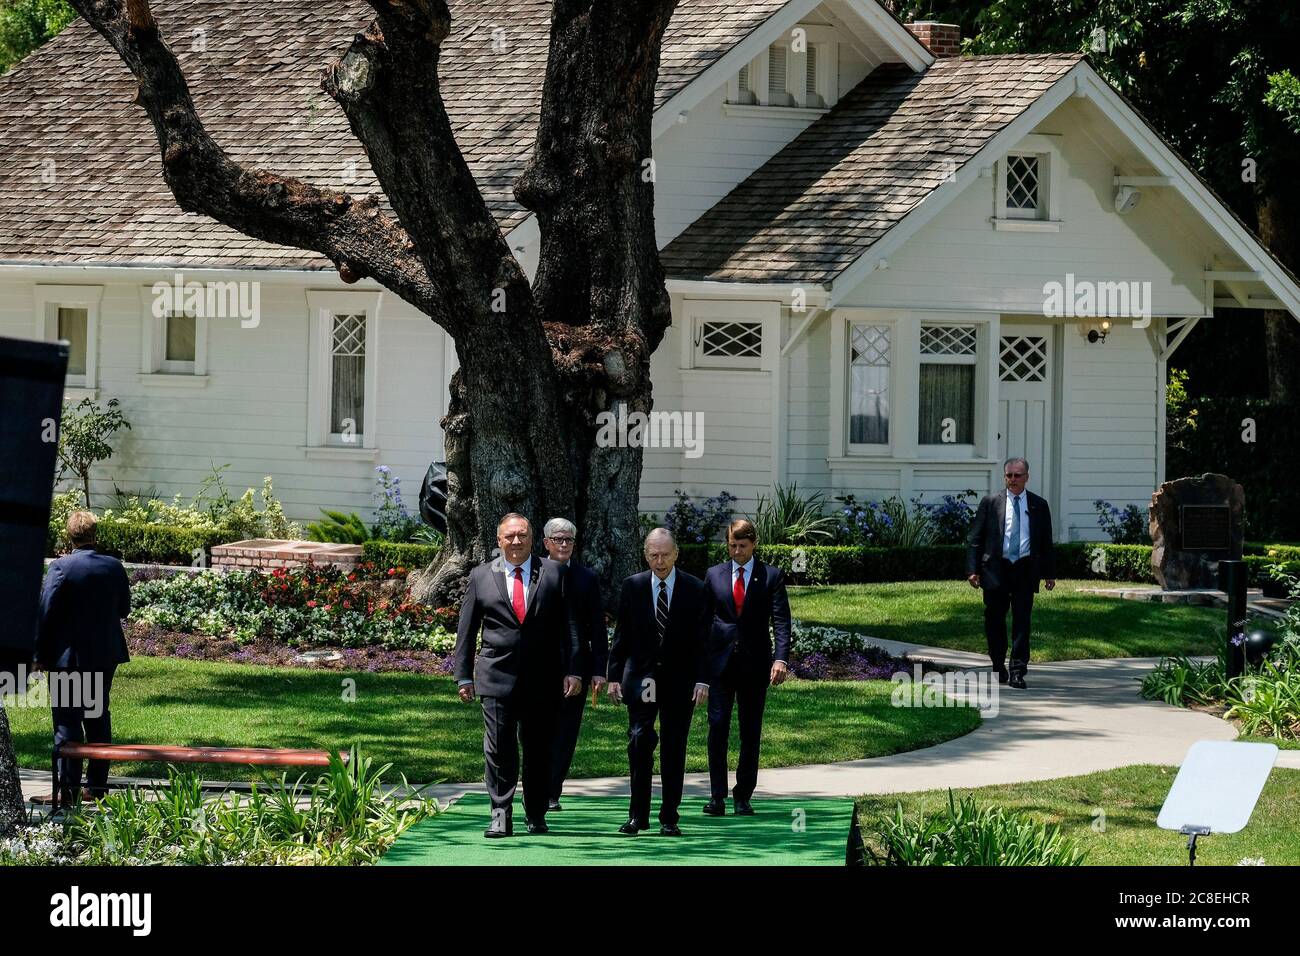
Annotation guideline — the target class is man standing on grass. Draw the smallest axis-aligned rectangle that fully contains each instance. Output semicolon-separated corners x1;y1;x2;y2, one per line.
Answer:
966;456;1057;689
541;517;608;811
454;513;581;838
703;519;792;818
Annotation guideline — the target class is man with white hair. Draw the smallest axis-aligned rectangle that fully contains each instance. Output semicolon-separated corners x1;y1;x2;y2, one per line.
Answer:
542;517;608;811
607;528;713;836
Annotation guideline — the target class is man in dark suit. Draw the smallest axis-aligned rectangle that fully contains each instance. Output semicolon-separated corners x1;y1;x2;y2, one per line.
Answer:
703;519;792;817
966;456;1057;689
454;513;582;837
607;528;712;836
37;511;131;803
542;517;608;811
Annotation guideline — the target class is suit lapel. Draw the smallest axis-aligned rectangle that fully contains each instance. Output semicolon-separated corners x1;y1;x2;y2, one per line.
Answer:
492;563;513;619
994;494;1007;557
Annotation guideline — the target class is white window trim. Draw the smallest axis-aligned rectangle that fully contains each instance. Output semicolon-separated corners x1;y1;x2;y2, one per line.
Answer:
993;133;1062;229
916;321;994;459
306;289;382;450
725;23;839;112
680;299;777;372
137;285;209;381
33;284;103;394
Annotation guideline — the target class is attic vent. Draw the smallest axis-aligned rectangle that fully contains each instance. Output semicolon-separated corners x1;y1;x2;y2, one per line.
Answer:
920;325;977;356
697;319;763;368
806;45;821;107
768;46;786;97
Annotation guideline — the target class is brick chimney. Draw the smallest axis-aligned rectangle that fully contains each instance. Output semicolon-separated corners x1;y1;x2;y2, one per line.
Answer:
906;21;961;58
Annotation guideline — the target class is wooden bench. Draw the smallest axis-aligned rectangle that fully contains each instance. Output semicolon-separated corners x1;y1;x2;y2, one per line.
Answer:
46;743;349;811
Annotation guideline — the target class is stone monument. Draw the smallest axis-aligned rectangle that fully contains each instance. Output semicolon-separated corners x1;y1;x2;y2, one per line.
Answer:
1149;473;1244;590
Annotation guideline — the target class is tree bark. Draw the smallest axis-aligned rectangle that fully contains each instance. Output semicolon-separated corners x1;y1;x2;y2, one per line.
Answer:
1256;187;1300;405
0;706;25;838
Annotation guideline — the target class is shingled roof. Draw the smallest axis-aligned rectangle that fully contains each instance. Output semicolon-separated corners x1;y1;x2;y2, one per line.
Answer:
659;53;1083;285
0;0;790;269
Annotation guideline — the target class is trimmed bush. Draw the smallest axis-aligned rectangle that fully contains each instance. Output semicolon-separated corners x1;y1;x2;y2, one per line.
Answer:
1055;542;1156;583
361;540;439;571
87;520;239;565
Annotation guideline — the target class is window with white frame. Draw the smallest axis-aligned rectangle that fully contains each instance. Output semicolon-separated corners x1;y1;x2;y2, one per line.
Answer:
306;291;381;451
994;134;1062;227
139;287;208;378
728;25;838;111
34;285;102;391
848;323;890;447
918;324;976;445
696;318;764;369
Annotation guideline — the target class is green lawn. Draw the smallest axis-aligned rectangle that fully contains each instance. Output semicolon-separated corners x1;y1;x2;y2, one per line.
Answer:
791;580;1225;661
856;764;1300;865
5;656;980;784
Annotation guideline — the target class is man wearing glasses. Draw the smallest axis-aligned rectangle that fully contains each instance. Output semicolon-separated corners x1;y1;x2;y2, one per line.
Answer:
541;517;608;811
966;457;1056;689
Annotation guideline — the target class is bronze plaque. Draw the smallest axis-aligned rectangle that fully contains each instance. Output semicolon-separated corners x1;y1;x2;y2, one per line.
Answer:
1181;504;1231;551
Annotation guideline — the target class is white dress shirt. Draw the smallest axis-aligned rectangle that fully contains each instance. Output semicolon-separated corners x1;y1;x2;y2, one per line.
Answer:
1001;491;1031;560
650;567;677;617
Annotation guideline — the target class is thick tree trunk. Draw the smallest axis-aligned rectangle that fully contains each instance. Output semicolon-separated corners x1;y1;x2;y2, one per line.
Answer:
0;707;26;838
1256;187;1300;405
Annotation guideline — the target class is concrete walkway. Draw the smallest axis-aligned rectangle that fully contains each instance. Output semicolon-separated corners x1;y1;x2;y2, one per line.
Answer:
20;640;1297;807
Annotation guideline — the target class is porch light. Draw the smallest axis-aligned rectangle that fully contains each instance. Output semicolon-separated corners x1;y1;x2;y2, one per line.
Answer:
1078;318;1110;344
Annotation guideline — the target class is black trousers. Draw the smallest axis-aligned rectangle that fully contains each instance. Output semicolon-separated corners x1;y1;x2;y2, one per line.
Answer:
481;690;559;825
51;667;115;797
626;687;695;826
707;656;768;803
550;684;587;802
983;558;1035;676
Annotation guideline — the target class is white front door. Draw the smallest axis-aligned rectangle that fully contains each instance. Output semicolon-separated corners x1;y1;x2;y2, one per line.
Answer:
996;325;1053;498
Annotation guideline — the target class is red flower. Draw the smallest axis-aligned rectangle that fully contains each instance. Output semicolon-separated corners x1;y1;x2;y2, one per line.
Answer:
307;599;318;608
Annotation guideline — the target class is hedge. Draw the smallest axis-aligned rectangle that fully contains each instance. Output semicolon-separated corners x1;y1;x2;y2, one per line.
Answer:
50;520;241;566
361;540;440;570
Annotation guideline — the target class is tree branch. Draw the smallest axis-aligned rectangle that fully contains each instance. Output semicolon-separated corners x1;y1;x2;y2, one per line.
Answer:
66;0;448;324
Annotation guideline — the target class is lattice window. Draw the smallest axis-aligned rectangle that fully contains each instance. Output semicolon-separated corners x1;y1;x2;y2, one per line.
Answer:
1006;154;1040;212
331;313;367;436
849;324;890;446
698;319;763;368
1000;335;1047;383
850;324;890;367
920;325;977;357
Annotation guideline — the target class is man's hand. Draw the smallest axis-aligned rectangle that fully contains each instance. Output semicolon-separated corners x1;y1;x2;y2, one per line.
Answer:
967;573;980;588
592;676;607;692
458;683;476;703
1045;579;1056;591
607;681;623;704
692;683;709;705
770;661;790;686
563;675;582;698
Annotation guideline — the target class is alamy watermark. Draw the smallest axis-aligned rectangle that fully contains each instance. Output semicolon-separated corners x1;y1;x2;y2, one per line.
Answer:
0;666;106;717
890;664;999;717
595;404;704;459
1042;273;1151;328
151;273;261;328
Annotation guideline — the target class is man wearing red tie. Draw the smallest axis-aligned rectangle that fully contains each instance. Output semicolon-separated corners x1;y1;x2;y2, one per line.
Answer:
454;514;582;837
702;519;792;816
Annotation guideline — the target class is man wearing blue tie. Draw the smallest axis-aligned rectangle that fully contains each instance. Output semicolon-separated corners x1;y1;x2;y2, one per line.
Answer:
966;457;1057;689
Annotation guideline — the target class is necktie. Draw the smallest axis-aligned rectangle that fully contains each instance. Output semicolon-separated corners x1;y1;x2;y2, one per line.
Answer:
733;566;746;615
655;580;669;645
511;566;527;621
1008;495;1022;562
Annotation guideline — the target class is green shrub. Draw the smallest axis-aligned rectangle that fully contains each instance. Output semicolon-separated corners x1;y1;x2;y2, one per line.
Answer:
308;510;372;544
1141;648;1229;707
751;483;837;545
1055;542;1155;583
94;520;239;565
361;540;439;571
1226;663;1300;738
866;790;1087;866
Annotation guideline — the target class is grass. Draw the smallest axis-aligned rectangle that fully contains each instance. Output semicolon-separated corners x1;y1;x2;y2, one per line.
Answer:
856;765;1300;865
790;580;1224;661
4;656;980;784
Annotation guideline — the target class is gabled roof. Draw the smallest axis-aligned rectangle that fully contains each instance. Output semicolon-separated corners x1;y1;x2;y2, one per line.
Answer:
659;54;1082;285
0;0;795;269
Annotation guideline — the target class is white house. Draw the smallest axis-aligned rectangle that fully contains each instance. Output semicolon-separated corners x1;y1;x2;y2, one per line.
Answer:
2;0;1298;540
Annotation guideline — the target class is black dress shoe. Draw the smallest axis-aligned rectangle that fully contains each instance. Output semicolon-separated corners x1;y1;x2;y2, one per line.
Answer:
525;820;549;834
996;666;1009;684
1009;674;1027;689
618;820;647;835
548;800;562;811
733;799;755;816
659;823;683;836
702;801;726;816
484;822;513;838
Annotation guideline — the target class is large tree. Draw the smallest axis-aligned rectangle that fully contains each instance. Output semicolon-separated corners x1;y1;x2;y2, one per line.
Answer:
64;0;678;608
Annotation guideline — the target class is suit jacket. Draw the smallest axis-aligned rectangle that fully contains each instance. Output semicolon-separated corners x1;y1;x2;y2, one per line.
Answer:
966;490;1057;591
37;548;131;672
454;556;580;698
567;560;608;683
607;570;713;697
704;559;792;683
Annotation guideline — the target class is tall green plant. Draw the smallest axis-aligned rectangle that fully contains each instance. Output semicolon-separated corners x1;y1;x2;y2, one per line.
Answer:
56;396;130;508
752;483;837;544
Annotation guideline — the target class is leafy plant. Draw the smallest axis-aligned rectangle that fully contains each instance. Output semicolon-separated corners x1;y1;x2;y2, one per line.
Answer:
916;490;978;545
1140;649;1229;708
1094;499;1150;545
866;790;1086;866
0;0;74;73
1226;662;1300;738
56;396;131;507
836;494;938;547
307;510;372;544
752;483;837;545
663;489;736;544
371;465;424;542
